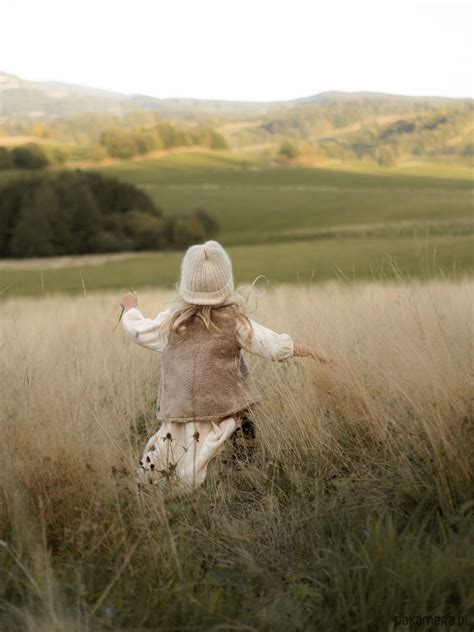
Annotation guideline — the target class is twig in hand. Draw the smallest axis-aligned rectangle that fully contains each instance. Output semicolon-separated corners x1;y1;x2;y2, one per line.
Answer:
112;306;125;332
112;288;136;332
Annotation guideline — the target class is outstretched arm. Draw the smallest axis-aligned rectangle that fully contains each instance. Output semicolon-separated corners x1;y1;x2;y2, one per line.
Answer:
120;292;171;352
236;318;294;361
236;319;334;365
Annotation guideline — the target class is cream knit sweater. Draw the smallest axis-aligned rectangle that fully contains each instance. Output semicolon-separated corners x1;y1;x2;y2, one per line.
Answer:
122;307;294;360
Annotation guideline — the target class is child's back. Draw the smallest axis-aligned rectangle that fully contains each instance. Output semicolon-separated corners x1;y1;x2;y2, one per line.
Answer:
158;305;261;423
121;240;332;492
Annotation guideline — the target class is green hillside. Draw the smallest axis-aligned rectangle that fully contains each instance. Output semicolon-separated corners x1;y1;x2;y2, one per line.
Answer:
1;152;472;297
97;152;473;245
226;99;474;164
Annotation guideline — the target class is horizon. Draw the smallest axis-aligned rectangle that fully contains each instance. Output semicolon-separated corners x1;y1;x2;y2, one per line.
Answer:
1;68;471;104
1;0;472;102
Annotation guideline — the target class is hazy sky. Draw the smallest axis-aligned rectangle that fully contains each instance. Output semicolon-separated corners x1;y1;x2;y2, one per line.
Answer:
2;0;472;100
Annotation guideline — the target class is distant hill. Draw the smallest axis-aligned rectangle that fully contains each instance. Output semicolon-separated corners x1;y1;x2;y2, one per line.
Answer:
0;72;128;118
0;71;465;120
0;71;472;165
0;71;281;119
293;90;456;106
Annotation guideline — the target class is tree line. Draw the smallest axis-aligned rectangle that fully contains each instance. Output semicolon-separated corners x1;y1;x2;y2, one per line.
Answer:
99;124;228;159
0;121;229;170
0;171;218;258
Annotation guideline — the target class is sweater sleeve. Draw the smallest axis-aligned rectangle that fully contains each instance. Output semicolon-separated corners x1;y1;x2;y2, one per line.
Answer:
236;318;294;361
122;307;171;352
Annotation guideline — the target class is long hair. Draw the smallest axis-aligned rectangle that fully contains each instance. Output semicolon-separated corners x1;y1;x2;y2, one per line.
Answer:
164;277;268;341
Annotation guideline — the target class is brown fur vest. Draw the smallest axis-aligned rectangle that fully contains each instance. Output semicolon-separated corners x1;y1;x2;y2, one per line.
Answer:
157;307;261;422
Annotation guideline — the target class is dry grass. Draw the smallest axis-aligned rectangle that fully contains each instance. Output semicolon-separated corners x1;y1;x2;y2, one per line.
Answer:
0;279;473;630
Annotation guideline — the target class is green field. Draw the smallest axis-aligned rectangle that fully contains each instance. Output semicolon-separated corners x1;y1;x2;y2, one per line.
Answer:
1;235;472;298
0;152;472;297
96;152;473;245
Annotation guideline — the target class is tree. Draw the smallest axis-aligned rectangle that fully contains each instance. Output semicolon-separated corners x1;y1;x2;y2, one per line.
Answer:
0;147;12;170
131;130;157;155
100;128;139;159
279;141;299;160
10;183;56;257
193;208;219;239
11;144;49;169
376;146;396;167
0;178;29;255
209;132;228;150
26;123;53;138
50;147;68;165
0;171;220;257
156;124;180;149
66;183;102;253
123;211;165;250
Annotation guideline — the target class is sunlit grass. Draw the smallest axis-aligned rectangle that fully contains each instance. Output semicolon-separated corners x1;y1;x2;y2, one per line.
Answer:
0;280;472;630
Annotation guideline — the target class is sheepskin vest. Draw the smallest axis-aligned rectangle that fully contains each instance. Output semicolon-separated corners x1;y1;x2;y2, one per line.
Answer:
157;308;261;422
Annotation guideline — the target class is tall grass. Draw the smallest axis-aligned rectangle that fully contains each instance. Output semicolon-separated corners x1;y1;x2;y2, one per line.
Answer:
0;280;473;631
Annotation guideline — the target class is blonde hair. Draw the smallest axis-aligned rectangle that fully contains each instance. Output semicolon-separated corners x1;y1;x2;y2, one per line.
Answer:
165;277;268;340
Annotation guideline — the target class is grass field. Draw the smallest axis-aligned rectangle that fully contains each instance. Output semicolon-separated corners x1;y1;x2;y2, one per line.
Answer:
0;151;472;297
1;234;473;297
97;152;473;245
1;280;472;630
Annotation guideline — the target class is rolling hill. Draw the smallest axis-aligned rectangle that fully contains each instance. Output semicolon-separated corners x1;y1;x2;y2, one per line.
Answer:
1;71;472;165
0;70;468;120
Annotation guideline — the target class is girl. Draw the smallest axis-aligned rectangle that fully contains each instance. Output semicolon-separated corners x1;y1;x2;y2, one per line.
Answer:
121;240;331;491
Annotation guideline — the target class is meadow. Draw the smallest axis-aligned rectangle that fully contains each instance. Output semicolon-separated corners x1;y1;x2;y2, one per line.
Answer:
97;152;473;245
0;280;473;631
0;152;472;297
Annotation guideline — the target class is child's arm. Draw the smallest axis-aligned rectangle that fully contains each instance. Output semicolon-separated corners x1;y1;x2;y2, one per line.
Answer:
120;292;171;352
236;318;294;362
237;318;334;364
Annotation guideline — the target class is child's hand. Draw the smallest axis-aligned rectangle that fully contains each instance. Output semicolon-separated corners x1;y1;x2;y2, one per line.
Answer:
120;291;138;311
293;343;336;365
307;349;336;364
316;353;336;365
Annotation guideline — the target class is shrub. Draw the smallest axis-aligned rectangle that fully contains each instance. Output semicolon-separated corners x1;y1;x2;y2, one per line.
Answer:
10;143;49;169
123;210;166;250
171;215;207;248
166;208;219;249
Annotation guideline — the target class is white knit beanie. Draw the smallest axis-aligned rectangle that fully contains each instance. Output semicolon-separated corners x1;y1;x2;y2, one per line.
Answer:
179;240;234;305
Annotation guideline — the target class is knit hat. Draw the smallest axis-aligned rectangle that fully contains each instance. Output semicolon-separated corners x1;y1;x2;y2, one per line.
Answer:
179;240;234;305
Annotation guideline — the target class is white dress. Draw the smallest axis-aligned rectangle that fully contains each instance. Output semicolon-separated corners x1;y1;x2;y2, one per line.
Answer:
122;307;294;491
